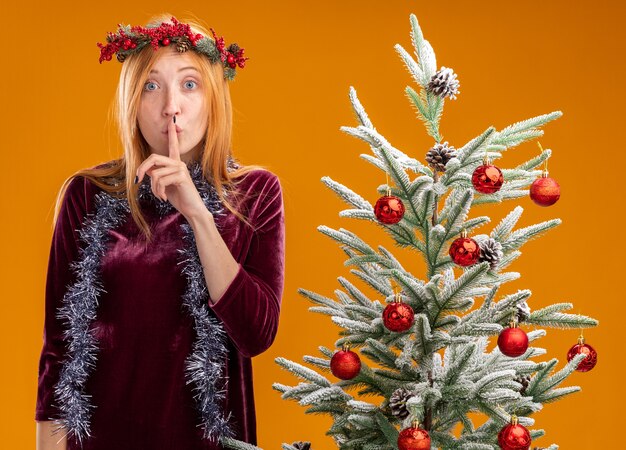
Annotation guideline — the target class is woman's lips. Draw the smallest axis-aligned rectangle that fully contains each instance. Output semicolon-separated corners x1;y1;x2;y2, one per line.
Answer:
162;125;183;134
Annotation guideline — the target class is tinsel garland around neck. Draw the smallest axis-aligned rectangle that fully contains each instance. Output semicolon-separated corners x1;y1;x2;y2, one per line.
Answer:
52;157;240;446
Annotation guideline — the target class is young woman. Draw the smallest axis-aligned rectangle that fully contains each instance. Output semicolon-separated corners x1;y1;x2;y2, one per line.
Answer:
35;15;285;450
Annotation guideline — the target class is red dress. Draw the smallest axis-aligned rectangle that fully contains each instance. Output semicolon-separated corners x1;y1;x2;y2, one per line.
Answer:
35;161;285;449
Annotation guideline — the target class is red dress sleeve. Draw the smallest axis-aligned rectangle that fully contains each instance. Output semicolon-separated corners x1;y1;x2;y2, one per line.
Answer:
35;176;90;421
210;171;286;358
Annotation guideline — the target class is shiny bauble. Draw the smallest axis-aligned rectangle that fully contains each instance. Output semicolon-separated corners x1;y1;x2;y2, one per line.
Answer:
374;195;405;224
567;337;597;372
382;300;415;332
397;424;431;450
472;164;504;194
498;421;531;450
449;236;481;266
497;326;529;357
530;173;560;206
330;348;361;380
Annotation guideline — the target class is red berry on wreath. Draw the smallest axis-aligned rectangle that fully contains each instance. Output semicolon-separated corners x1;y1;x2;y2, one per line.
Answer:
330;345;361;380
374;195;405;224
498;321;529;357
472;161;504;194
498;415;531;450
530;170;560;206
398;421;431;450
567;335;597;372
382;293;415;332
449;229;481;266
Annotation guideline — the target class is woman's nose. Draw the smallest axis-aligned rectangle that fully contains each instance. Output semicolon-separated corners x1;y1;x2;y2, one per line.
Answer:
163;90;181;116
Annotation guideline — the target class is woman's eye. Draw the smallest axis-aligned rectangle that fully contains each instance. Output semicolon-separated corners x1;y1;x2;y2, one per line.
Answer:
144;82;157;91
184;80;197;89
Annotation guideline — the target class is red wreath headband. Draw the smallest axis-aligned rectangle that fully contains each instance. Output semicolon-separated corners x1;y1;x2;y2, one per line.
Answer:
96;17;248;81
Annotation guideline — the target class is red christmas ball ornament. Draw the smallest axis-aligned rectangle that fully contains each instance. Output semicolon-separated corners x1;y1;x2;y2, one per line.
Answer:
567;335;597;372
374;195;405;224
498;415;531;450
382;293;415;332
330;345;361;380
497;322;529;357
398;421;431;450
530;170;560;206
449;229;481;266
472;161;504;194
162;38;170;46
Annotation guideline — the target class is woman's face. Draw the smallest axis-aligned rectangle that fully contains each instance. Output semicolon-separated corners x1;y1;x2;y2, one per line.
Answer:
137;46;208;164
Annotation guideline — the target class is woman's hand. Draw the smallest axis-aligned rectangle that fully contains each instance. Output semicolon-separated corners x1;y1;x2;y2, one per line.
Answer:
135;116;208;220
36;421;67;449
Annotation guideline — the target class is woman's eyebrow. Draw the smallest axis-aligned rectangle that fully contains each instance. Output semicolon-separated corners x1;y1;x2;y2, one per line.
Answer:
149;66;200;74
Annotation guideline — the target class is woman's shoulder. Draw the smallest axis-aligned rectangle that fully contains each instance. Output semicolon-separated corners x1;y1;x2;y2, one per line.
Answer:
232;168;282;211
233;168;281;196
63;160;118;200
231;168;283;229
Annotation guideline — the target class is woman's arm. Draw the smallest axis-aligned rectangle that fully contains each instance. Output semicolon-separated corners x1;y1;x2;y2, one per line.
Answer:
188;170;285;358
187;209;240;307
36;421;67;449
36;177;90;428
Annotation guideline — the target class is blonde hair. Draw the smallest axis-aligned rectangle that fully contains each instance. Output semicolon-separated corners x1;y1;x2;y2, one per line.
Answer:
52;13;264;243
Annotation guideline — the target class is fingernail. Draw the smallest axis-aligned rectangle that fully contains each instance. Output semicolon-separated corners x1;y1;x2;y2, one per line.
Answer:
134;175;138;184
173;115;176;124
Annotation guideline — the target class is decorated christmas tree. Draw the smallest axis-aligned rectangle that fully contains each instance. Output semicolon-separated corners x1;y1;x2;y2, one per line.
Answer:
220;12;599;450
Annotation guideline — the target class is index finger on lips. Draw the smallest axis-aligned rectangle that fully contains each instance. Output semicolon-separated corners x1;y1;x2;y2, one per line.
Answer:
169;115;181;161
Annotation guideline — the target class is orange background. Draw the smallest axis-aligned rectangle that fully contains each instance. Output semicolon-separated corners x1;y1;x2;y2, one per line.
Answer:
1;1;623;448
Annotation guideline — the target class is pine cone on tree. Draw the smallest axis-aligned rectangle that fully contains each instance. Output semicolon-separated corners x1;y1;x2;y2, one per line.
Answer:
389;387;417;419
176;37;192;52
426;141;457;172
291;442;311;450
516;300;531;323
515;374;532;395
478;237;503;270
426;66;460;100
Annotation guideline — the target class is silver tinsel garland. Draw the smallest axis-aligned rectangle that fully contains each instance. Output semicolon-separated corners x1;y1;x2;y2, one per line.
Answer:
52;158;239;446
